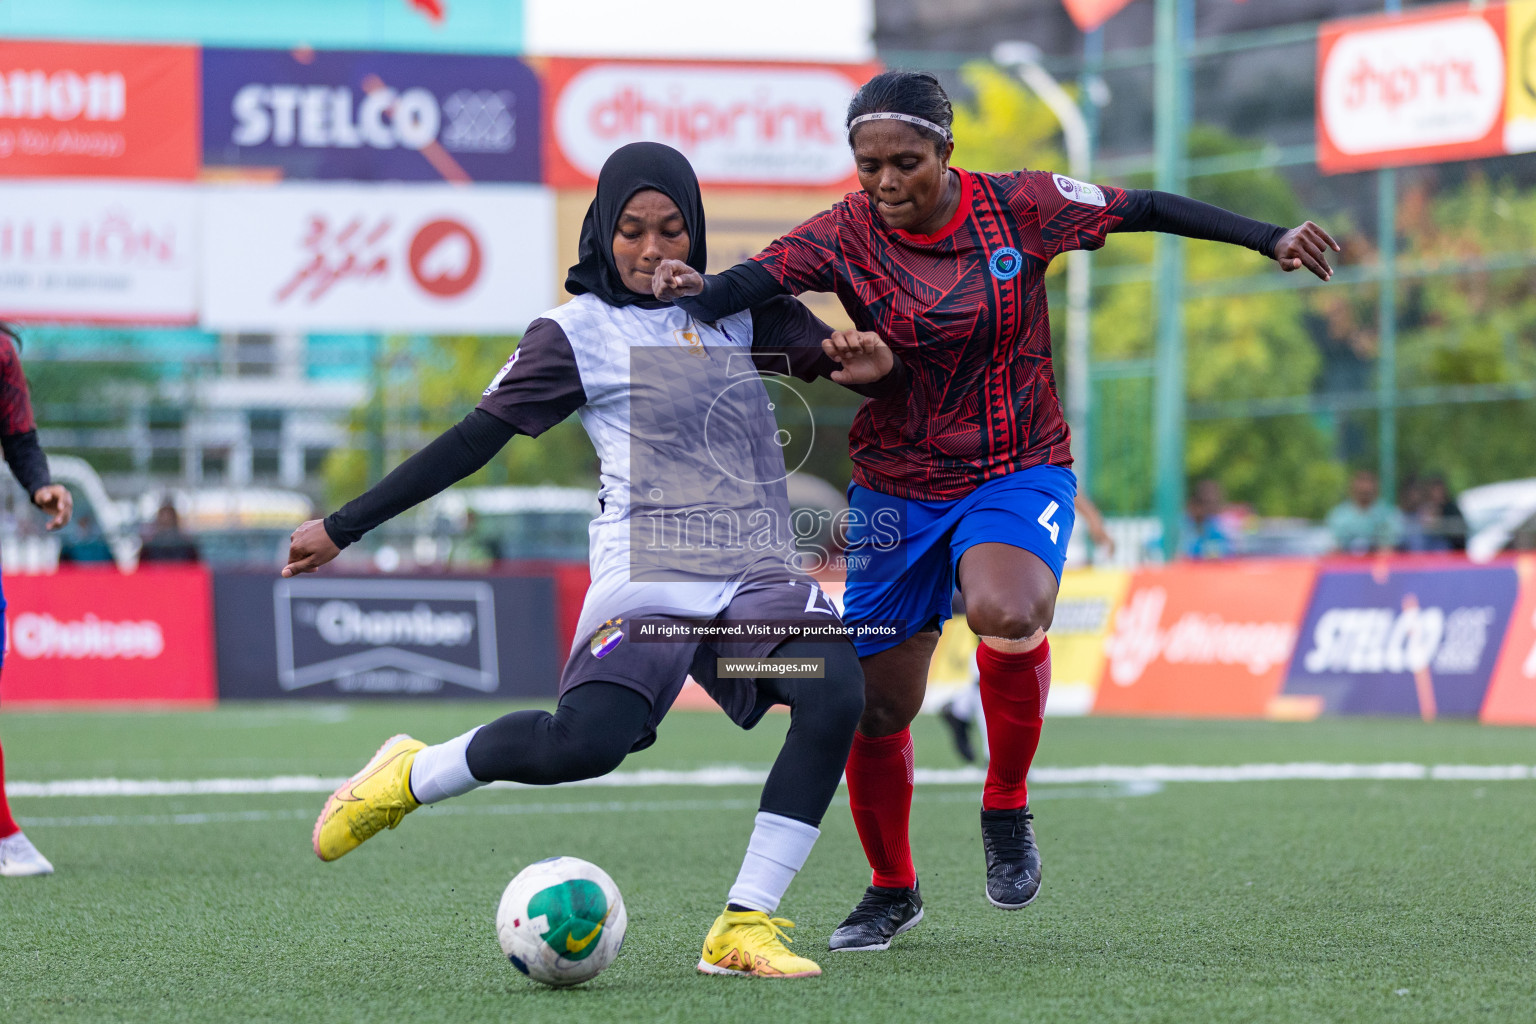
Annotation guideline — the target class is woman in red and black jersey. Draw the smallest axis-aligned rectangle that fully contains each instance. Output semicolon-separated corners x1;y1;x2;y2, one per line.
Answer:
0;323;73;877
655;70;1339;951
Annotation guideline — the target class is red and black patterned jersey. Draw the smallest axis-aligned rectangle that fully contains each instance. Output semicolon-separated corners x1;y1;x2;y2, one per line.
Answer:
0;334;37;437
751;167;1137;501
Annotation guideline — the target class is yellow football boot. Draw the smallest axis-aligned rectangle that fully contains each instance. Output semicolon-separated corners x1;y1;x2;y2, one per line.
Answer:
312;734;425;862
697;908;822;978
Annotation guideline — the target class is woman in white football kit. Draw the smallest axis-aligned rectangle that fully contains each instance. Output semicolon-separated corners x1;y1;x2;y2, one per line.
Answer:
285;143;909;979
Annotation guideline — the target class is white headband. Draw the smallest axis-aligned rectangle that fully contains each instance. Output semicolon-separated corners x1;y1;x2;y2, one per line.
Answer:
848;111;952;142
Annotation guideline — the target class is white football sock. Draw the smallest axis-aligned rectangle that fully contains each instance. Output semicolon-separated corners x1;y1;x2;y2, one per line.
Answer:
408;726;486;804
726;812;820;914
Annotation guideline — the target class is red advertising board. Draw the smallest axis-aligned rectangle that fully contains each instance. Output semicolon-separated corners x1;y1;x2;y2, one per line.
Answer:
0;566;215;704
0;40;199;180
543;57;878;191
1317;4;1508;174
1094;560;1317;718
1481;555;1536;724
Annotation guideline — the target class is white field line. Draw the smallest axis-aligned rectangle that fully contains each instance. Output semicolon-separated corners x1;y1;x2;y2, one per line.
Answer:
18;785;1157;830
8;762;1535;800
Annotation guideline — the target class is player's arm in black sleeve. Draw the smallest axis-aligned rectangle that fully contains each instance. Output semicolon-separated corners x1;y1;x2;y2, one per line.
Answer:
323;319;587;549
676;261;787;322
749;296;908;401
1110;190;1287;257
1;430;50;496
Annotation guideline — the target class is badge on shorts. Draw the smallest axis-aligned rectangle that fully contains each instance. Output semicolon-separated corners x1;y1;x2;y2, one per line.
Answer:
591;619;624;658
989;246;1023;281
1053;173;1106;207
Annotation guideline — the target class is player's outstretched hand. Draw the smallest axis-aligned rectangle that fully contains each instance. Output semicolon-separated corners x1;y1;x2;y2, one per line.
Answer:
651;258;703;300
283;518;340;578
822;330;894;385
31;484;72;531
1274;221;1341;281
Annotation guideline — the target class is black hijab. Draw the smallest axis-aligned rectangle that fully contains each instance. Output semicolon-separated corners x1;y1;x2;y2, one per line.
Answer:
564;141;708;308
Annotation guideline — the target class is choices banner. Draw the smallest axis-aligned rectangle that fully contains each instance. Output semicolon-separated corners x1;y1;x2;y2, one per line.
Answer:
202;47;541;183
543;57;877;190
200;182;554;331
1280;560;1520;718
213;570;560;700
0;40;199;179
1094;560;1316;718
0;566;215;704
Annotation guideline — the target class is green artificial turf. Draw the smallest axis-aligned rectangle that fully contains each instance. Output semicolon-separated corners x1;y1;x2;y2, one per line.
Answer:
2;705;1534;1023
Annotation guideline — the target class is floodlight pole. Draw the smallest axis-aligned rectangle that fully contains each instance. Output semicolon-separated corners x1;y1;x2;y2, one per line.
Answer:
1378;0;1401;504
993;41;1096;495
1152;0;1192;560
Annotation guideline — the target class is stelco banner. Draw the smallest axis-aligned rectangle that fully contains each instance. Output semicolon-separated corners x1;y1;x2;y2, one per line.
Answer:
0;40;199;179
0;181;198;324
1317;2;1536;173
202;48;542;183
213;571;559;700
543;58;876;189
1095;560;1317;718
1280;561;1519;718
200;182;554;331
0;566;215;704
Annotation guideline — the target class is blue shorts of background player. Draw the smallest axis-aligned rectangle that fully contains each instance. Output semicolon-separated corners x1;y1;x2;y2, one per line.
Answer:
841;465;1077;657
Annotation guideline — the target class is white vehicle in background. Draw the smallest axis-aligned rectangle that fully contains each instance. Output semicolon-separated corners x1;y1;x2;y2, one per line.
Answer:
414;485;598;567
0;454;136;572
1458;479;1536;563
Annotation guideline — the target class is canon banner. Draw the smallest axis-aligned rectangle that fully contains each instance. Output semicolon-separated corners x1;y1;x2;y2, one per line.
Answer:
200;183;554;331
1317;4;1522;173
0;566;215;704
543;58;877;189
0;40;199;179
1094;560;1317;718
213;571;559;700
0;182;198;324
202;48;541;183
1281;562;1519;718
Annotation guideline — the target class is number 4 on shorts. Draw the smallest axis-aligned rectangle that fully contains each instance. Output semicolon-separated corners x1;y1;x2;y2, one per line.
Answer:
1037;501;1060;545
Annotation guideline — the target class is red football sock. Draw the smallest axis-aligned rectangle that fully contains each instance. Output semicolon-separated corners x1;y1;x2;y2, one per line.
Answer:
0;737;19;839
844;728;917;889
977;638;1051;811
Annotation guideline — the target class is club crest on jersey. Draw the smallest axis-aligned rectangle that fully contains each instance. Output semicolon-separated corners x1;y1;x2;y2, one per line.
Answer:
673;327;707;358
1053;174;1106;207
590;619;624;658
989;247;1023;281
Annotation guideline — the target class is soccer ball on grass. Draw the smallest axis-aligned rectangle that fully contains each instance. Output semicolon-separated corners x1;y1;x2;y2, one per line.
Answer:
495;856;627;987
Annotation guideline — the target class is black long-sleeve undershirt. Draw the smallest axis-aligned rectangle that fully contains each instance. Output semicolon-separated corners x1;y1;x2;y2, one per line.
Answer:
1;429;50;498
676;189;1289;323
322;408;516;549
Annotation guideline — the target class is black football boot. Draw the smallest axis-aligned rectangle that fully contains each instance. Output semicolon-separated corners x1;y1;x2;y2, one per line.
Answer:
980;806;1041;909
827;881;924;951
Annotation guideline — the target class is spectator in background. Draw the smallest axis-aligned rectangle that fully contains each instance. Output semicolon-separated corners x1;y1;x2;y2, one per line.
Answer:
138;500;200;564
1402;475;1466;552
57;511;114;566
446;509;496;570
1327;469;1402;554
1184;478;1235;559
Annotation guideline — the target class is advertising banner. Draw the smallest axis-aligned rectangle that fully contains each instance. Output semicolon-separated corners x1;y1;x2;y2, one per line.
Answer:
543;58;877;190
1049;568;1130;716
1094;560;1316;718
1317;5;1509;173
1479;556;1536;723
200;183;554;331
1507;0;1536;152
202;48;541;183
0;566;215;704
0;40;198;180
213;570;559;699
0;182;198;324
1281;561;1519;718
